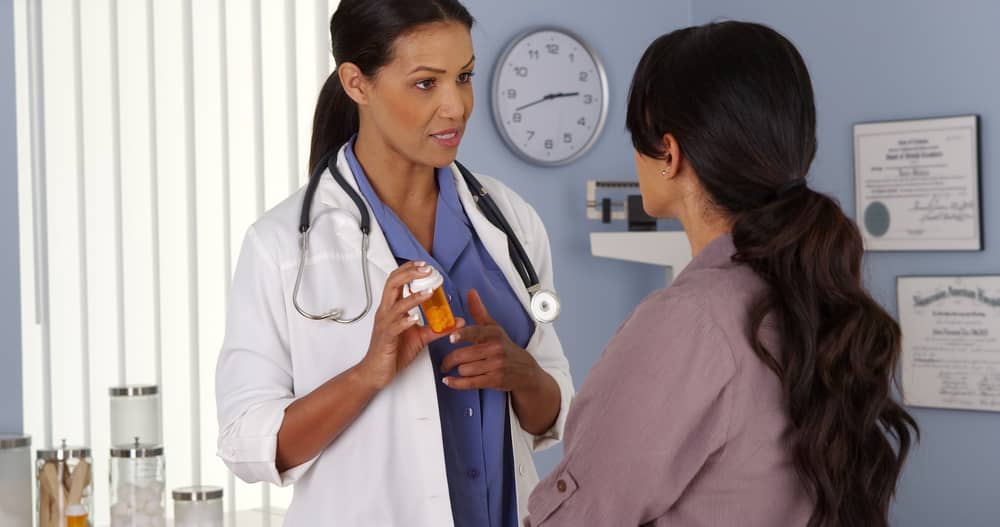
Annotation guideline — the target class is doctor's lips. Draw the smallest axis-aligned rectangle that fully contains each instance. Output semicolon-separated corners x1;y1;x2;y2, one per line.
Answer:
430;128;462;148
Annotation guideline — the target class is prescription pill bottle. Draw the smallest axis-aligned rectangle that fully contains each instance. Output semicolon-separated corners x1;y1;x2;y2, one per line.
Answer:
409;266;456;333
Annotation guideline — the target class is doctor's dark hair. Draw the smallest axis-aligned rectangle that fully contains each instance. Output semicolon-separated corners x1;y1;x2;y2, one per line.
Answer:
627;22;918;527
308;0;475;174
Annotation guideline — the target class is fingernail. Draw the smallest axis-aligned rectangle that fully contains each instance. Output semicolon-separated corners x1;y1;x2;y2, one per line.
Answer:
449;333;459;344
442;377;451;386
415;260;426;267
420;266;432;274
420;289;433;297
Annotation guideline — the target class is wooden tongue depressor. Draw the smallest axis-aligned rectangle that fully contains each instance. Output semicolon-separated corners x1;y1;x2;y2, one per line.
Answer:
67;459;91;505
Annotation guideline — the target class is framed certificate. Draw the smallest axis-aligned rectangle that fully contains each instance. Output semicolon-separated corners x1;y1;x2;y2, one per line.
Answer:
897;275;1000;412
854;115;981;251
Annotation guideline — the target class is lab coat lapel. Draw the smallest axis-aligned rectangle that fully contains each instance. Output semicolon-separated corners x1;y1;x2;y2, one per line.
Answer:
451;164;534;313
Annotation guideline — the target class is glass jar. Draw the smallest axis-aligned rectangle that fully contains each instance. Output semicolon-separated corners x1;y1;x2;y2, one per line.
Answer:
0;434;32;527
172;486;223;527
36;440;93;527
110;439;165;527
109;385;162;446
410;266;456;333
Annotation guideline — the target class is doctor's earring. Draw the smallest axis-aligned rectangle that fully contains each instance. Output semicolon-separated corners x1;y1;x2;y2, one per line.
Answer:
661;167;671;177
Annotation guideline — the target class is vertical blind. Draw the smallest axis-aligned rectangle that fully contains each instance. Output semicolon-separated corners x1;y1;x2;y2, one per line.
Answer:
14;0;339;523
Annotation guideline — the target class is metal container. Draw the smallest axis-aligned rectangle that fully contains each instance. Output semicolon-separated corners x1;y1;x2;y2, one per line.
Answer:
109;439;165;527
109;385;162;446
172;486;223;527
36;440;93;527
0;434;32;527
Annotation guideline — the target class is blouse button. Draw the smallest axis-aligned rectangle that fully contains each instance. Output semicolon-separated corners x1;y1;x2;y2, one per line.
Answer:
556;479;567;493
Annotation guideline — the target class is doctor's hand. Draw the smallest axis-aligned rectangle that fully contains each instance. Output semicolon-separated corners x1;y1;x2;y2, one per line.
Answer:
441;289;561;435
440;289;545;393
357;261;465;391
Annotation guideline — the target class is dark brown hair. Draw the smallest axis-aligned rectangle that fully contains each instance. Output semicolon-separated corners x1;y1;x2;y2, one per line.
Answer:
627;21;918;527
308;0;475;174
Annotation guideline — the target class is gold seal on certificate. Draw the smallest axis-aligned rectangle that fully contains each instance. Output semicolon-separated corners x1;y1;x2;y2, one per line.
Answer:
854;115;981;251
897;276;1000;412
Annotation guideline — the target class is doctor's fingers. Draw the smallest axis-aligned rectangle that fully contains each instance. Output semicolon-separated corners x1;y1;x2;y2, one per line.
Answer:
449;324;506;346
440;341;504;372
383;289;433;320
378;262;432;310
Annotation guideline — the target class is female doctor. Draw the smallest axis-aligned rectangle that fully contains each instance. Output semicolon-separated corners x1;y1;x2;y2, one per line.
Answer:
214;1;574;526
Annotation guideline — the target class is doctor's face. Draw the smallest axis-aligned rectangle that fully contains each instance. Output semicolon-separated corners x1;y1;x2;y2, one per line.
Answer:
365;22;475;168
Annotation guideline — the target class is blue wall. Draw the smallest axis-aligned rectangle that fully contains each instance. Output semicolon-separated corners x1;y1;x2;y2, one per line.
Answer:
460;0;691;474
689;2;999;526
0;0;23;435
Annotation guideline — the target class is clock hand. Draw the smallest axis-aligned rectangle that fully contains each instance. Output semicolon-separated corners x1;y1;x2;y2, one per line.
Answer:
514;91;580;112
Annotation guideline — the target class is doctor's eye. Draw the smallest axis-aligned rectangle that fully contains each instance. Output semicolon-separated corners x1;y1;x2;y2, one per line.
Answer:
457;71;475;84
415;79;437;90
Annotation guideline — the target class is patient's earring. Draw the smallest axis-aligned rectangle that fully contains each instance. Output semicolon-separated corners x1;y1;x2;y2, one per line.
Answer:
661;167;670;177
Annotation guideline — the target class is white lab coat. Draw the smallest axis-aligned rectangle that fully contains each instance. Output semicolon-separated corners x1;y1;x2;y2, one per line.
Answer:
215;146;575;526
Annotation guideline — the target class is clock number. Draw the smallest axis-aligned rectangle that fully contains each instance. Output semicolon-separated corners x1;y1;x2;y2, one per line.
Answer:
583;94;594;104
526;130;535;140
563;133;573;144
545;139;554;150
546;44;560;55
515;66;528;77
506;89;517;99
528;49;540;60
513;112;522;123
579;71;589;82
577;117;586;126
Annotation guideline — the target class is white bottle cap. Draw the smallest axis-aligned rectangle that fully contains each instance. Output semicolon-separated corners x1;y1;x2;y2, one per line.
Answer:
65;504;87;517
409;266;444;294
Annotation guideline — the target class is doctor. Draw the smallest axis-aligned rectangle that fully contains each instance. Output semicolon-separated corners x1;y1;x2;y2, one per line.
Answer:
215;1;573;526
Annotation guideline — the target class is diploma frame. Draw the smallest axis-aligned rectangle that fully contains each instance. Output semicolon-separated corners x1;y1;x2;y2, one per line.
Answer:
896;274;1000;413
853;115;982;252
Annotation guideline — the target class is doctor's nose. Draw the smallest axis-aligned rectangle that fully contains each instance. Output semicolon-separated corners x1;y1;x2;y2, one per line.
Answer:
437;86;467;120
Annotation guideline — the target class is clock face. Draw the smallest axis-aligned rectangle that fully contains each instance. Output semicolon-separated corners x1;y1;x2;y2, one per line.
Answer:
492;28;609;166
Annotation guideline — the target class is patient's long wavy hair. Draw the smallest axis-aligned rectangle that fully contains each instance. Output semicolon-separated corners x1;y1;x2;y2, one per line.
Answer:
627;21;918;527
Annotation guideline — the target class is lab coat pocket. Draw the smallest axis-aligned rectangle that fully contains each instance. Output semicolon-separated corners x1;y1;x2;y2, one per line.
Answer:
527;468;579;525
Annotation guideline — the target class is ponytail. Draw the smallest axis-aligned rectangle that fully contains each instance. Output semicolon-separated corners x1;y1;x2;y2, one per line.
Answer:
308;72;358;175
732;187;918;527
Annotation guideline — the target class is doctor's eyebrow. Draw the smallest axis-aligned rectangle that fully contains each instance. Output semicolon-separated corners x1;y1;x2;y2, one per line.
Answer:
408;55;476;75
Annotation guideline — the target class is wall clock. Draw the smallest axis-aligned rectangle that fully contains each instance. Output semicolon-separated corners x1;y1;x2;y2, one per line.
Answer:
491;27;609;166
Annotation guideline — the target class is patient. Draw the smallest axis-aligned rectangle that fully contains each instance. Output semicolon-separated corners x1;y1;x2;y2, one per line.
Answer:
527;21;918;527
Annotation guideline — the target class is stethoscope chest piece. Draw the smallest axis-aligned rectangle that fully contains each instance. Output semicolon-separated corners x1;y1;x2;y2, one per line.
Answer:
530;289;561;324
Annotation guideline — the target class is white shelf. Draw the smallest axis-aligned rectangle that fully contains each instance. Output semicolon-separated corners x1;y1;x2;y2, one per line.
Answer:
590;231;692;285
100;509;285;527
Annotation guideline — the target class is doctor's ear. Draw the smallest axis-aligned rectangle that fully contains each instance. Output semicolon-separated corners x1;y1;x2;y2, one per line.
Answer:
337;62;371;106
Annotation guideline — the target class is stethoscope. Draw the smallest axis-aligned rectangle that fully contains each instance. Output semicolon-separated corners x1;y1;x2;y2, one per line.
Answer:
292;147;561;326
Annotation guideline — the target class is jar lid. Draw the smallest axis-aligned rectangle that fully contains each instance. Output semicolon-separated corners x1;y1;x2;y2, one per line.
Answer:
111;438;163;458
109;384;159;396
0;433;30;449
409;266;444;294
37;439;90;460
173;485;224;501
